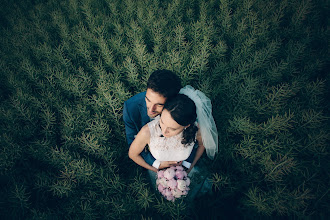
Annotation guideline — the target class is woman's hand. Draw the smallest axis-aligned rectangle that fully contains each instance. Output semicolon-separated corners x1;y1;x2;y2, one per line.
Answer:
151;167;158;173
159;161;180;169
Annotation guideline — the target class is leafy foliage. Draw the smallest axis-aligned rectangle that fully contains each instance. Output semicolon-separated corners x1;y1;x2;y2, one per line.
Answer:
0;0;329;218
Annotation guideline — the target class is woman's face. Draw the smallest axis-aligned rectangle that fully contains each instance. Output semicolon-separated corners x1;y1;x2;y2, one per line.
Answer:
159;109;186;138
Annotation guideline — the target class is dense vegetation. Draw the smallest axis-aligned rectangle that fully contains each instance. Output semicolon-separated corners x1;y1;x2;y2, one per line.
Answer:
0;0;328;219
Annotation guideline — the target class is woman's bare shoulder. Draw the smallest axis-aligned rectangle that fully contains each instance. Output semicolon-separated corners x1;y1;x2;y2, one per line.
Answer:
139;124;151;138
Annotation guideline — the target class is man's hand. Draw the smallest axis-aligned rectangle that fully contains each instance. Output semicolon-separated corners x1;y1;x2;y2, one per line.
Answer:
159;161;182;169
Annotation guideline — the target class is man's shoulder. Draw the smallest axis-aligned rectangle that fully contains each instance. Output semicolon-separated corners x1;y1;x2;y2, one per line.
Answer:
124;91;147;121
125;91;146;107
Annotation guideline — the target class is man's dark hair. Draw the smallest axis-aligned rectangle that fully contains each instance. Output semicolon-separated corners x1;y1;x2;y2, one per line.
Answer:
147;70;182;98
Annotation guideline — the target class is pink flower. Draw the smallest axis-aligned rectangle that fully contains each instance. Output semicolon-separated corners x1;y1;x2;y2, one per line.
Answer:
164;168;176;180
161;190;167;197
166;195;175;201
170;166;176;170
175;166;184;171
158;183;164;193
157;170;164;178
164;189;172;197
177;179;187;191
167;179;177;189
175;170;184;180
156;166;191;201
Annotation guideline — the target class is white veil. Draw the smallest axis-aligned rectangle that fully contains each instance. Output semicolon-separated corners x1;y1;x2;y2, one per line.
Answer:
179;85;218;159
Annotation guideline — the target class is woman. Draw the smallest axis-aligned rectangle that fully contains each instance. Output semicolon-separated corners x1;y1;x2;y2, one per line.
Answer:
128;86;218;174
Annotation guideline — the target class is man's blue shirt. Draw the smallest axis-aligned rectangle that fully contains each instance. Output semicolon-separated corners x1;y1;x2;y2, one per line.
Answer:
123;91;150;146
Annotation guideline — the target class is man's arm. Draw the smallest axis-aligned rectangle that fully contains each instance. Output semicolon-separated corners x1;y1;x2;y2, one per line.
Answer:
181;146;197;169
123;101;158;167
123;101;138;146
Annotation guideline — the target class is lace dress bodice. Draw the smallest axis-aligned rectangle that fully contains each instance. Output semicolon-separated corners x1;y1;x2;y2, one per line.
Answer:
147;116;194;161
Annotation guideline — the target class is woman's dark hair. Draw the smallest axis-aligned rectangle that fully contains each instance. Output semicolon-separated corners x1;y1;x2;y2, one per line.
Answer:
147;70;181;99
164;94;198;145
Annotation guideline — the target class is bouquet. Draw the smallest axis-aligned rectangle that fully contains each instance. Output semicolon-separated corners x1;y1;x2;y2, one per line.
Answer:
156;165;191;201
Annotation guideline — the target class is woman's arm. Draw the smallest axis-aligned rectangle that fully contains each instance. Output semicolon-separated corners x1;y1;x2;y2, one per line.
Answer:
128;125;158;172
186;129;205;173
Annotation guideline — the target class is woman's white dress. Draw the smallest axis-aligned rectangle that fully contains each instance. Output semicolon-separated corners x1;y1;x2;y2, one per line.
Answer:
146;116;212;200
147;116;195;162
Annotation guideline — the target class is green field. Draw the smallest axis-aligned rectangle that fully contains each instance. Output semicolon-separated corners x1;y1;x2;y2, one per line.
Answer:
0;0;329;219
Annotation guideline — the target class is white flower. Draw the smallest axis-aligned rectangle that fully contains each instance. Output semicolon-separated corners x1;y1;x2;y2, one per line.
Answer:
177;179;187;191
158;178;168;187
164;168;176;180
171;188;183;198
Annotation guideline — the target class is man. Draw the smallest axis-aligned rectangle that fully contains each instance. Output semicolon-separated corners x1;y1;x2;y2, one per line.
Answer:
123;69;196;170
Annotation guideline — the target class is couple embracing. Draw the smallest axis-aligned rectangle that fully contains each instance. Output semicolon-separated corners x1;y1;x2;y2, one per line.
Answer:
124;69;218;200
